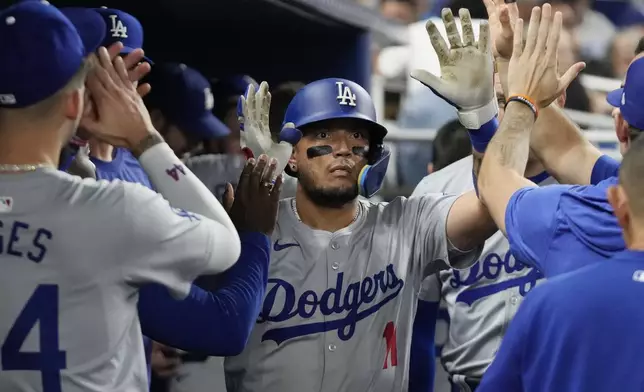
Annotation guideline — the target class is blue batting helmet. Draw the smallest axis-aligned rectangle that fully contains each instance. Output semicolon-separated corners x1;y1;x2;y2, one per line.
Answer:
278;78;391;198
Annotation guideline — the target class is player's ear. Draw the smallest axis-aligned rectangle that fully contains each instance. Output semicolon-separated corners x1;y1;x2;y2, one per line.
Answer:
63;86;84;121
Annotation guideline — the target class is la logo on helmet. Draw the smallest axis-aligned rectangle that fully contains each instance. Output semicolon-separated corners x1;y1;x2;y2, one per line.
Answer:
108;15;128;38
336;81;357;107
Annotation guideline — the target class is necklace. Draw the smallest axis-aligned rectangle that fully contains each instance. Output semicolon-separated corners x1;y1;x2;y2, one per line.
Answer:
0;163;51;172
291;198;361;224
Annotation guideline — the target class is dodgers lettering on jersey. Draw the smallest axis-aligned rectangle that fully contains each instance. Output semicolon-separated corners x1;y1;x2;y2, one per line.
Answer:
412;156;551;380
258;264;404;344
0;169;224;392
225;195;479;392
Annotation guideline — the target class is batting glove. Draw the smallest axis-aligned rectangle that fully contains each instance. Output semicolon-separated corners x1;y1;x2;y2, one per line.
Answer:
410;8;497;129
238;81;293;175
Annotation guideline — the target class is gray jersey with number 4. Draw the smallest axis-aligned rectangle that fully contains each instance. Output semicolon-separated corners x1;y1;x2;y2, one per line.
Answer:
0;169;226;392
224;194;481;392
185;154;298;201
413;156;552;380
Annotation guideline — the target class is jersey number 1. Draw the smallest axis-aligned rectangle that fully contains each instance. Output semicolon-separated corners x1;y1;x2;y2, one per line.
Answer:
382;321;398;369
1;285;66;392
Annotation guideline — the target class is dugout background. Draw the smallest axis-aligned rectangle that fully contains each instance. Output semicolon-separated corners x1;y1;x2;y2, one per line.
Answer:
21;0;408;90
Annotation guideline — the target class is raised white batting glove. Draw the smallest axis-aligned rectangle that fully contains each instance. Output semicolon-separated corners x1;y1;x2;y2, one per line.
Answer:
238;81;293;175
410;8;497;129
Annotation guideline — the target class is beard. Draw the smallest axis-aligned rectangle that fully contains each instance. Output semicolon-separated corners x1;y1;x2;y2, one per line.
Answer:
298;171;359;208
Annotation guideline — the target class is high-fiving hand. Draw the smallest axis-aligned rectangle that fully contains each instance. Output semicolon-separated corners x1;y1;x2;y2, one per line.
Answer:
81;45;157;150
506;4;585;109
482;0;518;60
410;8;496;128
238;82;293;176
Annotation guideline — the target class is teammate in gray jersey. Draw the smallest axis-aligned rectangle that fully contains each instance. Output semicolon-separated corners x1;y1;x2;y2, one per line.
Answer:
408;4;570;391
221;35;500;389
0;3;242;391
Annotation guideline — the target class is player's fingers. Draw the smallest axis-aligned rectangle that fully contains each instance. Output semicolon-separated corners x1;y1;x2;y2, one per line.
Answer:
128;61;151;84
512;18;524;57
256;81;269;121
478;21;491;54
106;42;124;61
137;83;151;98
523;6;541;56
249;155;268;194
460;8;475;47
426;20;450;65
270;174;283;203
557;61;585;94
113;56;130;86
262;91;272;129
122;48;146;71
235;158;254;200
245;84;256;122
545;11;562;68
261;157;278;193
534;3;551;56
482;0;497;19
223;183;235;212
238;95;247;131
442;8;463;48
97;47;120;87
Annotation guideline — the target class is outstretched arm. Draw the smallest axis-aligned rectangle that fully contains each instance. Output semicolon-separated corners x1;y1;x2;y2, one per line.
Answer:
137;232;270;356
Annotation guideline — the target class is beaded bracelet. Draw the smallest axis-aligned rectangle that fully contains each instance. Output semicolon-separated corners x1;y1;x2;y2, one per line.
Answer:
506;95;538;119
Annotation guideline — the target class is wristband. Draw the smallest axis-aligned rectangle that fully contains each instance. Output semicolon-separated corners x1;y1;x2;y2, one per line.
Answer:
457;99;499;129
506;95;538;119
468;117;499;153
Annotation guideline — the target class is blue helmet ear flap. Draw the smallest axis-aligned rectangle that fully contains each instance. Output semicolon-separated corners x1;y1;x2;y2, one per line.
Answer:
358;145;390;198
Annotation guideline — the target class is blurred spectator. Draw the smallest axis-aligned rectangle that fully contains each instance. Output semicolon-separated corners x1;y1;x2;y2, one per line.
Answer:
144;63;230;156
611;26;644;79
549;0;617;61
380;0;418;23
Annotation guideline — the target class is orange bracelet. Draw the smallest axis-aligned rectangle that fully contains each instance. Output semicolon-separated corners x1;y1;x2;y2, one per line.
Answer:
506;94;538;119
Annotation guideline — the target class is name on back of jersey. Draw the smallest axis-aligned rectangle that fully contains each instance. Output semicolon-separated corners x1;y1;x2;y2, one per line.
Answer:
0;219;52;263
257;264;404;345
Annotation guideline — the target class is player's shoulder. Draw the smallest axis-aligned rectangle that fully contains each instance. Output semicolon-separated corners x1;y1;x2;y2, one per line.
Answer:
360;193;454;224
412;155;474;196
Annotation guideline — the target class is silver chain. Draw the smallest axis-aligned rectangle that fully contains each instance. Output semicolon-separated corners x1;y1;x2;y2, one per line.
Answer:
0;163;51;172
291;198;361;224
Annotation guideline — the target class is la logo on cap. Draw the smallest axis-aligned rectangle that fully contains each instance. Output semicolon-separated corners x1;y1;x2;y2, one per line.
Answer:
622;92;626;106
108;14;127;38
204;88;214;111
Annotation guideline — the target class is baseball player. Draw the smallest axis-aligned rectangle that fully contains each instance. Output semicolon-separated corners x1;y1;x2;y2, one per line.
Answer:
478;137;644;392
221;33;503;389
58;7;279;383
0;2;245;391
407;4;568;391
474;2;637;278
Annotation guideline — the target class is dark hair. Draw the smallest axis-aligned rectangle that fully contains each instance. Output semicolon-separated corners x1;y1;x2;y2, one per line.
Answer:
627;126;643;143
431;119;471;171
269;81;305;138
447;0;488;19
635;36;644;55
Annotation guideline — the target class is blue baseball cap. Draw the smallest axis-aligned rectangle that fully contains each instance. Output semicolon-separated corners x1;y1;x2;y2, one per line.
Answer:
0;1;99;108
61;7;152;63
607;56;644;130
146;63;230;139
211;75;259;103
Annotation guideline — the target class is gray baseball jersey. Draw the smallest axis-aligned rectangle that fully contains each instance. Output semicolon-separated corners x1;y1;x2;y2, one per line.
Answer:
224;194;481;392
0;168;224;392
412;156;553;381
185;154;298;201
